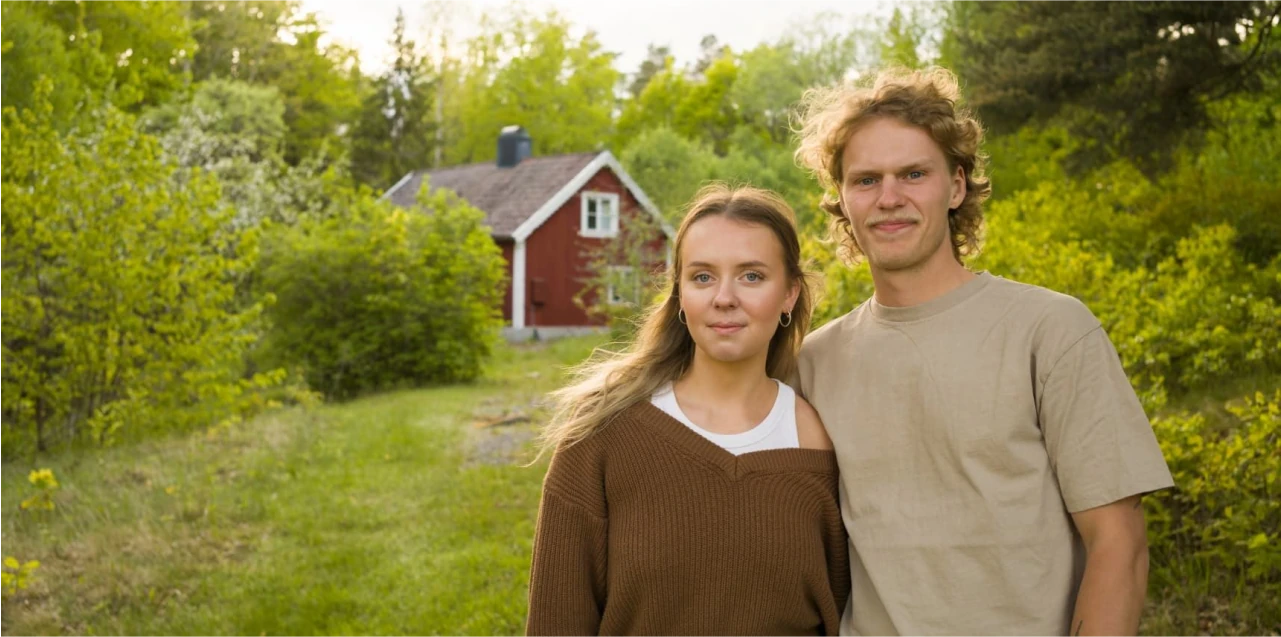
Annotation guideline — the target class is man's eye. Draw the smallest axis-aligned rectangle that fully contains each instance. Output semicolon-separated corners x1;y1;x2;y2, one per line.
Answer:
907;170;925;179
858;177;877;186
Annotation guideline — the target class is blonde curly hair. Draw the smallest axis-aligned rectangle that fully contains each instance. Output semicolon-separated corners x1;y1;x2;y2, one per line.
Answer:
794;67;991;263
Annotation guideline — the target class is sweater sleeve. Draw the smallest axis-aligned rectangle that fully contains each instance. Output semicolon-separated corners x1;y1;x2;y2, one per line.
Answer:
526;444;609;636
821;482;851;637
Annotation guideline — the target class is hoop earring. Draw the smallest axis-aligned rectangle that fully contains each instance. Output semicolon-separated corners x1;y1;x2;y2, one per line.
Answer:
779;311;792;327
678;309;687;325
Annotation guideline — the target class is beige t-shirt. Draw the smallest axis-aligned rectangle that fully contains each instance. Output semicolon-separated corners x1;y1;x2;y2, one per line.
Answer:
792;272;1174;636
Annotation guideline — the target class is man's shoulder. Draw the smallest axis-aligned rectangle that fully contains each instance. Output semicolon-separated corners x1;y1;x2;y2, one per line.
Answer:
984;274;1100;335
801;301;871;355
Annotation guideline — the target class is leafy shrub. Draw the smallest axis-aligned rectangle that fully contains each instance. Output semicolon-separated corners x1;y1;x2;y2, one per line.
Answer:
1147;390;1281;607
1;83;277;456
257;185;506;399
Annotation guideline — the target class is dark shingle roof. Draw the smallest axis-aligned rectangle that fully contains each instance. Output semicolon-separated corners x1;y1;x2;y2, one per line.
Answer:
386;152;601;238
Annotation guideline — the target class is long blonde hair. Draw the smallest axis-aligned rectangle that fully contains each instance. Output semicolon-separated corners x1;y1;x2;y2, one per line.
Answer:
537;184;814;456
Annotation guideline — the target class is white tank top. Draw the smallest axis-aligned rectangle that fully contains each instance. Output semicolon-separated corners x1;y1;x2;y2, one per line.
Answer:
650;380;799;455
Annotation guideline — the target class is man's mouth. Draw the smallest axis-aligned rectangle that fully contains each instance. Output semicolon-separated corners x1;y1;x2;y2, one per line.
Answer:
871;219;917;233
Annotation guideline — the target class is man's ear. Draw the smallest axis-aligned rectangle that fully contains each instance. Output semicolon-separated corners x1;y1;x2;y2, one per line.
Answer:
950;166;967;210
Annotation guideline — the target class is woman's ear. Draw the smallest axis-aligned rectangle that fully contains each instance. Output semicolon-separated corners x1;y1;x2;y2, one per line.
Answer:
786;279;801;313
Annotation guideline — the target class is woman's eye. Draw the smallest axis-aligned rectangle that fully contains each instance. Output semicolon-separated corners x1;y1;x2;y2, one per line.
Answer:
744;272;763;282
693;273;711;283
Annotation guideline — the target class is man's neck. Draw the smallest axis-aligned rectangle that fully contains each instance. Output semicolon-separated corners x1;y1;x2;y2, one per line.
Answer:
871;251;976;308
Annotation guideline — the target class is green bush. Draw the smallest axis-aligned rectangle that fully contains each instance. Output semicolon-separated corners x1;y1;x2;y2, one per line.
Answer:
1147;390;1281;612
1;83;276;456
257;184;506;399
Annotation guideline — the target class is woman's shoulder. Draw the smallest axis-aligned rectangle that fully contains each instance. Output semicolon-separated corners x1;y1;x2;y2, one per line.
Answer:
793;394;833;451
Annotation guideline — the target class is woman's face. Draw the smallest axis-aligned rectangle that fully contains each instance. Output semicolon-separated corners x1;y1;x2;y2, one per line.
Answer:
679;215;799;367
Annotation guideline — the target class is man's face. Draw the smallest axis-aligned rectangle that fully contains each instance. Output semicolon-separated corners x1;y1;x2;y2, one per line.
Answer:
839;117;966;273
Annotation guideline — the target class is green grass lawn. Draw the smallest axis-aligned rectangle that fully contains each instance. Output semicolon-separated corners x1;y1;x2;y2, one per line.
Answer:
1;335;606;635
3;334;1275;635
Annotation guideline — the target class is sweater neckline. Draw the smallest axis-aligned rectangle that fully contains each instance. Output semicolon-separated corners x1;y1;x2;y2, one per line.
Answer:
626;400;839;480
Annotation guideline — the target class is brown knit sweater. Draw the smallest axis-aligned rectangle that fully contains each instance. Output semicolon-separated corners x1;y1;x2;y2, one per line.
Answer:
526;400;850;636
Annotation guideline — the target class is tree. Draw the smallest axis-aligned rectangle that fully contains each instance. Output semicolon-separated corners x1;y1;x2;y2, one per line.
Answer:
878;7;925;69
443;9;620;165
263;21;364;165
188;1;300;82
945;1;1281;171
1;83;273;454
349;8;438;191
674;52;741;155
185;1;363;166
690;34;724;77
1;2;111;129
620;126;719;222
627;44;673;98
614;57;693;150
34;0;195;110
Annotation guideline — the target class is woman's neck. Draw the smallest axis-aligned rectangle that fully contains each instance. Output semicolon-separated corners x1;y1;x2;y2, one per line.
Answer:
675;348;774;407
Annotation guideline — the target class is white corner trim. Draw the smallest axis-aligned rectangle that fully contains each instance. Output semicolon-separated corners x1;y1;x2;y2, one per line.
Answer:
599;151;676;240
511;154;609;242
510;151;675;242
512;239;527;329
381;171;416;201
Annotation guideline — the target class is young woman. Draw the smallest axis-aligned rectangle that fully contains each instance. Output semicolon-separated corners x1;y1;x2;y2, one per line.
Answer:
526;185;849;636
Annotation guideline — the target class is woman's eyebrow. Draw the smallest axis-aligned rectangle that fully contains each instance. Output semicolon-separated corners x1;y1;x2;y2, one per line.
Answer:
684;260;772;269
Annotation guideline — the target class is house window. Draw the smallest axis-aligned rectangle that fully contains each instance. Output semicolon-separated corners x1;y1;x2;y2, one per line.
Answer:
606;266;640;305
580;192;620;238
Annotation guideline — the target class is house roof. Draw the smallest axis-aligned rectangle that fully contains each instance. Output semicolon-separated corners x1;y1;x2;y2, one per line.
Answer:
385;152;602;238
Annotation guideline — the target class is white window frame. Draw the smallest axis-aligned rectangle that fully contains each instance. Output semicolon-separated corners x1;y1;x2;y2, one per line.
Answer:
579;191;620;238
599;264;640;306
605;265;640;306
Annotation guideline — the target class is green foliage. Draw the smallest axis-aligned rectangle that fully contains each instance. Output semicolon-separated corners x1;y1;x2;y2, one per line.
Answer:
1;1;115;129
619;126;718;221
257;185;506;399
143;78;288;161
443;9;619;165
877;6;927;68
51;0;196;110
947;1;1281;171
1;83;278;456
188;1;301;82
1147;390;1281;610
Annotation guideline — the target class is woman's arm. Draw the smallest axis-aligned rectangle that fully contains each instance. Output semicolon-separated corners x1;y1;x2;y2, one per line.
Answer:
526;443;609;636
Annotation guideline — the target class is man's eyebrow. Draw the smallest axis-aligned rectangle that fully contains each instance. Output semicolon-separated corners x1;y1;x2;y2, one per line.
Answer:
845;160;934;177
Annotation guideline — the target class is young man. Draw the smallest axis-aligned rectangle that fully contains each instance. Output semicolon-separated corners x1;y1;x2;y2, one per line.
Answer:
790;68;1174;636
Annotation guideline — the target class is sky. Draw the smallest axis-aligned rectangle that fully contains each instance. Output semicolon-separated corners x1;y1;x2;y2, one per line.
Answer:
299;0;894;75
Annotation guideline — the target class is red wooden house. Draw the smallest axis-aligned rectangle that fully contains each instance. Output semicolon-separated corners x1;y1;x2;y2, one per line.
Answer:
385;126;673;339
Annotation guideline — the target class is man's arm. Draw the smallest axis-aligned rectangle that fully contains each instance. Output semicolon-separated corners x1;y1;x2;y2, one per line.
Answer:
1068;494;1150;636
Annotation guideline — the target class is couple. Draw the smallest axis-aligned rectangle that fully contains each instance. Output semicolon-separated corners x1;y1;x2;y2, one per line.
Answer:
525;68;1174;636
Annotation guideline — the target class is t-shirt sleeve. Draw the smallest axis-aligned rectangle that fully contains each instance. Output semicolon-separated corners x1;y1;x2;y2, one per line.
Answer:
1037;325;1175;513
525;445;609;636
